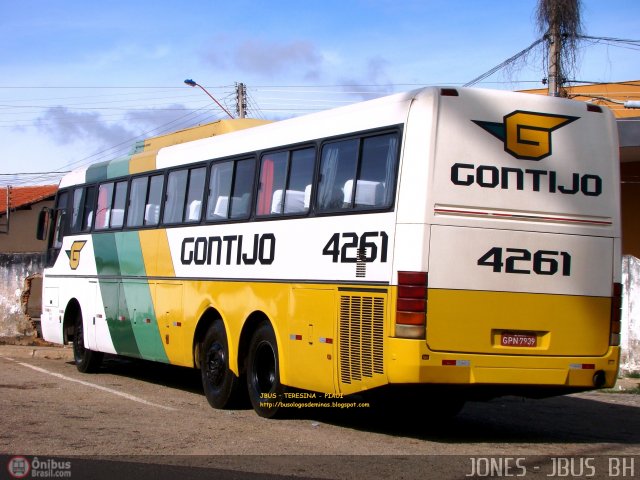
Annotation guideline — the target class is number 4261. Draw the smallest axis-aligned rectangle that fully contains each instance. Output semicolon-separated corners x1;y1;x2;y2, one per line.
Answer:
477;247;571;276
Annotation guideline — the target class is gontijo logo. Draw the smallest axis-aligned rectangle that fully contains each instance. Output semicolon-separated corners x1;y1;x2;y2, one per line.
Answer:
66;240;86;270
473;110;578;161
450;110;602;196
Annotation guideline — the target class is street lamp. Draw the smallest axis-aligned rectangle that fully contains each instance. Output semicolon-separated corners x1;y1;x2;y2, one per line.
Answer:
184;79;234;119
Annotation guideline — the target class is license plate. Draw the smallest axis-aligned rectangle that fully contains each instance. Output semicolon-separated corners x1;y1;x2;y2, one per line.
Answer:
501;332;537;347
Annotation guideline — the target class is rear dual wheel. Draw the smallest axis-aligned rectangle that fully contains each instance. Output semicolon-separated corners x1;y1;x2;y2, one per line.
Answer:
246;322;286;418
200;321;242;409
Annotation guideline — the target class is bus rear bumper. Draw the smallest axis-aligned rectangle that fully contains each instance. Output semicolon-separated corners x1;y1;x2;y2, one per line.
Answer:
386;337;620;390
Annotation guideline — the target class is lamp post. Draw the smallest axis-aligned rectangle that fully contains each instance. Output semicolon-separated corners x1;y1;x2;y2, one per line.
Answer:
184;79;234;119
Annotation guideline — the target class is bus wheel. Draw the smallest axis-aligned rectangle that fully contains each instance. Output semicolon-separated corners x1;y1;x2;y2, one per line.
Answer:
73;309;103;373
246;322;285;418
200;321;241;409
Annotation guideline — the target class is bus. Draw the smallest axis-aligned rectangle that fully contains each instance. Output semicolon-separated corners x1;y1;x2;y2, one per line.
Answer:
37;87;622;418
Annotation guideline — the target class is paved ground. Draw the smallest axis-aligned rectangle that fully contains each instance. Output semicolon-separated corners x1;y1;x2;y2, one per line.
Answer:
2;339;638;391
1;341;639;479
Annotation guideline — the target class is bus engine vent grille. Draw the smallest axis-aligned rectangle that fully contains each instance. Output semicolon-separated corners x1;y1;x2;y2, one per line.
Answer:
339;295;384;384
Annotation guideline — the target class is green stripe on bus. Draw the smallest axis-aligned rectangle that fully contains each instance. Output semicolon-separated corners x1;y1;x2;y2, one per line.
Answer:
93;232;121;276
86;156;131;183
114;231;145;276
93;233;140;357
86;161;109;184
115;232;169;363
107;157;131;180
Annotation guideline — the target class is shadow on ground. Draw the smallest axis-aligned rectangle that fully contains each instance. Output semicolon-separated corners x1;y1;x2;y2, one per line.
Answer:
68;354;640;445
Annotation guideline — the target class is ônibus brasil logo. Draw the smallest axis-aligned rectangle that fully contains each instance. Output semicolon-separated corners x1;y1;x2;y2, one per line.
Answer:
7;456;30;479
7;456;72;478
473;110;578;161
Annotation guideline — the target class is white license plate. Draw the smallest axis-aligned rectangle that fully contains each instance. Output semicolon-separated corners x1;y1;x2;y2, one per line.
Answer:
501;332;537;347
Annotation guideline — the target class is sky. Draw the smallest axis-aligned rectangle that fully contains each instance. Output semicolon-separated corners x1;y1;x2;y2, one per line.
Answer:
0;0;638;187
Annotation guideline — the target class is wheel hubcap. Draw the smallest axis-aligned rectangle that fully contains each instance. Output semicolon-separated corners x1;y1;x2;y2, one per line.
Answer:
205;343;225;387
74;321;85;358
254;341;276;392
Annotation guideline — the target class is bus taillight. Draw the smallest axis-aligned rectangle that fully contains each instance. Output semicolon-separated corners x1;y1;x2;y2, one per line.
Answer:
396;271;427;339
610;282;623;346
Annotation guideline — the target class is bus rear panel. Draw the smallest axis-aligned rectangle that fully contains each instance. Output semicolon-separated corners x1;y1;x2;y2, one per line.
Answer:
389;87;620;395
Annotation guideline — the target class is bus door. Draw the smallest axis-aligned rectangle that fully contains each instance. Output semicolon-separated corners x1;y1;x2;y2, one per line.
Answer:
155;281;185;365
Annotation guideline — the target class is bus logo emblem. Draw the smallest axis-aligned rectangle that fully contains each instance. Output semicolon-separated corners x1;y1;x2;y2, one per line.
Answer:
473;111;578;161
66;241;86;270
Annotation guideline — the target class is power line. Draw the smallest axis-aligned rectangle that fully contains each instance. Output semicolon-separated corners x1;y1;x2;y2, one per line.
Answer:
0;171;70;176
464;38;545;87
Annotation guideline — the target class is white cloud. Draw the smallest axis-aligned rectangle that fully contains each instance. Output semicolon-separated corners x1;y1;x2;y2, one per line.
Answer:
203;38;324;80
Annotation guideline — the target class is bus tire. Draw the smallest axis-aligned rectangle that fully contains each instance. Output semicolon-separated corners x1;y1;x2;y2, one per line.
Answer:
200;321;241;409
246;322;285;418
73;309;103;373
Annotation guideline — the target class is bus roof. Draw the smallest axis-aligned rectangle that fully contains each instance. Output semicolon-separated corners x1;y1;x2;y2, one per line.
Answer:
58;88;424;188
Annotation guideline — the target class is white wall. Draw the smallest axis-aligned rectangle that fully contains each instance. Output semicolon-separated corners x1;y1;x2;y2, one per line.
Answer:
0;253;44;337
621;255;640;373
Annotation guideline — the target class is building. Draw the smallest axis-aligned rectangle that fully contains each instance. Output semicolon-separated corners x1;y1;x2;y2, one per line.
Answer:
521;80;640;258
522;81;640;372
0;185;57;336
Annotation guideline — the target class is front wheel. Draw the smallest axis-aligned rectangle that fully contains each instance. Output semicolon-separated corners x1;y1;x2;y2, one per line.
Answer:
246;322;286;418
200;321;242;409
73;309;103;373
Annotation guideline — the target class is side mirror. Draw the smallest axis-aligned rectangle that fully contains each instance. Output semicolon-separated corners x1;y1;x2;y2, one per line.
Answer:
36;207;50;241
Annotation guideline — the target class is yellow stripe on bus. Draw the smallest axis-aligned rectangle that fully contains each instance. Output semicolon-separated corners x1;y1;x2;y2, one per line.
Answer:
129;150;157;175
137;229;185;364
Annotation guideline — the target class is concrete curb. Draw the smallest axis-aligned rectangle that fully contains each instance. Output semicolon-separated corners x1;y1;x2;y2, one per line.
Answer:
0;345;74;361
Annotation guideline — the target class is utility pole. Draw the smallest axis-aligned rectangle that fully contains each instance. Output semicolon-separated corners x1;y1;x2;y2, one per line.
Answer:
538;0;582;97
547;17;561;96
235;82;247;118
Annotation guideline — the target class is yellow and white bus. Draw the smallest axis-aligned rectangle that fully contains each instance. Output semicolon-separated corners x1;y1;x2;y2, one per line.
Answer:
38;87;622;418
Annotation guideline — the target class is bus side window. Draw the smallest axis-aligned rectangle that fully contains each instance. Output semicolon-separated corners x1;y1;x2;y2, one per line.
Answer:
317;139;358;212
95;183;114;230
230;158;255;219
127;176;148;227
288;148;315;213
206;161;233;221
82;186;96;231
257;151;287;216
71;187;84;233
71;186;96;233
257;147;315;217
317;133;398;213
353;133;398;209
111;181;127;228
95;181;127;230
163;170;188;224
184;166;206;223
146;175;163;226
52;191;69;250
